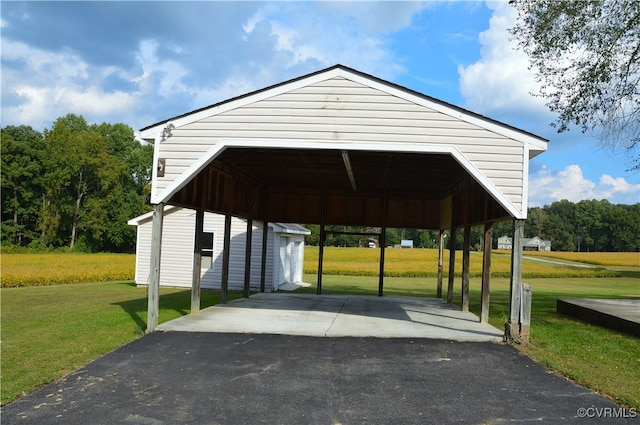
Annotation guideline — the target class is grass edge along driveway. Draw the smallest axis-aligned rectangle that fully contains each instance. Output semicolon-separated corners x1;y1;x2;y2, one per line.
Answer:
1;281;242;405
3;276;639;409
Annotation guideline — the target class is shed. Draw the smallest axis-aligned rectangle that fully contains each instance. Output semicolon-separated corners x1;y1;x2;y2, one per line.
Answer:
138;64;548;340
128;207;310;291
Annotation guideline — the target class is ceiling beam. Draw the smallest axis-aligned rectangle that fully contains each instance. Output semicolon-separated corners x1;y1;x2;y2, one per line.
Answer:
341;150;357;191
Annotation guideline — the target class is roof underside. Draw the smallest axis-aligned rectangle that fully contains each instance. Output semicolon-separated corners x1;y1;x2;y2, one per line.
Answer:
167;146;512;229
220;148;463;198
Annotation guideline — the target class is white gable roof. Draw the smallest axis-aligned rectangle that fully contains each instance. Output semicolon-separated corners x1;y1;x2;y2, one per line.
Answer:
140;64;548;220
140;65;547;152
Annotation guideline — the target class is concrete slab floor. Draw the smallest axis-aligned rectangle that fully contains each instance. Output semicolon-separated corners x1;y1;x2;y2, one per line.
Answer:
561;299;640;323
557;298;640;337
157;293;504;342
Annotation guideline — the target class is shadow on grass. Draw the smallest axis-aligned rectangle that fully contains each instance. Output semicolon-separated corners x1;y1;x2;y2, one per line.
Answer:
618;269;640;279
112;288;243;331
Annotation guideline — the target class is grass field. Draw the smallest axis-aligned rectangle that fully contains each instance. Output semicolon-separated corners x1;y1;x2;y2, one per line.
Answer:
2;249;630;288
1;253;135;287
523;250;639;267
1;281;242;404
1;250;639;408
304;247;622;278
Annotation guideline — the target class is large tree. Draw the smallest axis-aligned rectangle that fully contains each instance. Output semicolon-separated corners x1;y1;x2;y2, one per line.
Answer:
1;126;45;246
42;115;107;249
38;115;152;251
510;0;640;169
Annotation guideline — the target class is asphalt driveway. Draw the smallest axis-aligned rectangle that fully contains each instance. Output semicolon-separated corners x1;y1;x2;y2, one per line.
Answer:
3;332;635;425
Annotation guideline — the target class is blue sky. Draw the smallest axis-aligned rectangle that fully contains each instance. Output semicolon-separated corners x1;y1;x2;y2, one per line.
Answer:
2;1;638;207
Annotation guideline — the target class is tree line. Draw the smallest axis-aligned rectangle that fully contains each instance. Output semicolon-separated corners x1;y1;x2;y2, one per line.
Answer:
2;114;638;252
2;114;153;252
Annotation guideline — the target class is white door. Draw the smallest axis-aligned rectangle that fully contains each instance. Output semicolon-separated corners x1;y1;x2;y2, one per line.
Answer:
278;236;290;285
290;241;301;283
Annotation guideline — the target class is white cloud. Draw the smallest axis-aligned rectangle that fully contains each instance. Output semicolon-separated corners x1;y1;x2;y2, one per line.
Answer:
60;86;137;116
2;2;429;131
457;1;550;125
7;84;137;129
1;39;137;129
134;39;190;98
2;39;88;80
2;37;196;130
176;2;423;115
528;164;640;206
241;2;414;80
191;76;256;110
8;86;51;126
317;1;426;34
598;175;640;200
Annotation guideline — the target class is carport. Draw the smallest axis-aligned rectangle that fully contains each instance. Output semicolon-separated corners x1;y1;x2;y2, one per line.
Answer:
138;65;548;341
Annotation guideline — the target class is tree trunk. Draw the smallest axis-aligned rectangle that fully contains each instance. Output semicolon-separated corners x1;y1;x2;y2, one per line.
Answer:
69;191;83;249
69;170;86;249
13;187;19;245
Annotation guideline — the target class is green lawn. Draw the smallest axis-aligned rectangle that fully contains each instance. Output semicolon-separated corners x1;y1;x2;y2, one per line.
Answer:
2;252;639;409
1;281;242;405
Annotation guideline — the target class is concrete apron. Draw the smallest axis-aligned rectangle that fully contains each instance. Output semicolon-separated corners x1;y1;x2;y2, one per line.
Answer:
157;293;504;342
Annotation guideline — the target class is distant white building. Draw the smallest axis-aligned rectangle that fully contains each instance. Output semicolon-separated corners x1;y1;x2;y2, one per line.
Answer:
523;236;552;251
128;207;310;291
497;235;552;251
497;236;513;250
400;240;414;248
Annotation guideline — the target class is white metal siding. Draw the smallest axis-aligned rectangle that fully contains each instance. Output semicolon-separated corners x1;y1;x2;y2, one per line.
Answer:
201;214;275;291
133;208;276;291
154;77;525;211
134;223;151;285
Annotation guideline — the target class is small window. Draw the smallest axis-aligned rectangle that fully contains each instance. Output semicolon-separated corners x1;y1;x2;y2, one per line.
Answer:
201;232;214;269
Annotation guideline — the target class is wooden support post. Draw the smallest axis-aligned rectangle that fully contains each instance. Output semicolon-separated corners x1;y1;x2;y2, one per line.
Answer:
317;192;326;295
146;203;164;333
243;218;253;298
446;227;456;304
520;283;532;342
507;219;525;339
437;229;444;299
221;214;232;304
378;194;387;297
461;224;470;312
191;209;204;314
378;229;386;297
260;221;268;293
480;223;493;324
317;223;325;295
